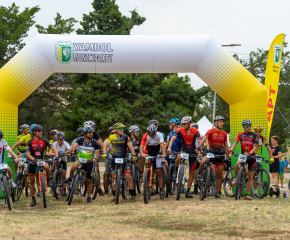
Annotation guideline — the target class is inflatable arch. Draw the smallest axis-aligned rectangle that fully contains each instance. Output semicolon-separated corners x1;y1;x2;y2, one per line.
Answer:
0;34;268;151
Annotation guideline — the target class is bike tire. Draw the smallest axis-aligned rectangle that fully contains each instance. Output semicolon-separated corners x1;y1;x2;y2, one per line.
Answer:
122;178;128;200
235;167;245;200
92;170;99;200
41;173;46;208
162;164;169;198
131;165;136;192
168;163;176;195
25;176;29;197
136;168;141;194
68;175;79;205
207;173;216;196
195;168;201;190
143;168;150;204
103;173;106;190
14;172;23;201
80;172;87;197
3;177;12;210
200;167;210;201
115;169;121;204
223;167;235;197
53;170;62;199
176;166;185;200
252;168;270;199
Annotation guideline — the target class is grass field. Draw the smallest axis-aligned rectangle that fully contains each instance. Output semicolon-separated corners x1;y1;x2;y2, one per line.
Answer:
1;177;290;240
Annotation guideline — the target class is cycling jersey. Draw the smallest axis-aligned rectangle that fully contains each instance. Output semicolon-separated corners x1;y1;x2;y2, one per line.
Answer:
107;134;131;158
234;131;258;155
174;127;201;153
17;134;27;152
141;132;164;156
168;130;181;152
20;134;33;146
47;139;56;152
255;135;268;155
80;131;101;141
0;139;10;163
26;137;52;159
204;128;227;154
76;137;100;160
104;138;112;151
52;141;70;162
128;137;141;154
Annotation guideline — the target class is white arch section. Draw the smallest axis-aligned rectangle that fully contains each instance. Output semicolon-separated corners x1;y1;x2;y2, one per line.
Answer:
0;34;268;146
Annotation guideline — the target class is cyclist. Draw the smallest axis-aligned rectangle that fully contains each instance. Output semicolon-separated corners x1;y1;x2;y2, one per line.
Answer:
149;119;166;142
128;125;143;179
270;135;282;194
81;120;104;149
103;126;116;195
14;124;30;172
26;125;58;207
140;124;167;199
0;130;19;188
198;115;229;199
102;122;138;202
253;125;273;197
48;131;70;196
65;126;101;203
71;128;84;154
167;116;201;198
46;129;58;155
229;119;258;200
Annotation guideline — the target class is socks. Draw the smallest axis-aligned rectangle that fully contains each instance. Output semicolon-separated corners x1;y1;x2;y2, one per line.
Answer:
187;188;190;193
254;189;257;193
194;185;198;191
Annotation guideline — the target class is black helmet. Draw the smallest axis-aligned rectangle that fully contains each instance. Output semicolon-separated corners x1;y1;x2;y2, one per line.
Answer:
76;128;83;134
32;125;43;132
147;124;157;136
214;115;225;122
0;130;3;139
190;123;198;129
55;131;65;140
108;126;115;133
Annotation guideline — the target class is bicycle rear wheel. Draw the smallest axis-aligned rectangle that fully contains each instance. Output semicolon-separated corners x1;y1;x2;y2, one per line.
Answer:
3;177;12;210
235;167;245;200
143;168;150;204
92;170;99;200
41;173;47;208
53;170;63;199
14;172;23;201
200;167;210;201
136;168;141;193
68;175;79;205
207;173;216;196
223;167;235;197
162;164;169;198
25;175;29;197
80;172;87;197
168;163;176;195
115;169;121;204
195;168;201;190
176;165;185;200
252;168;270;199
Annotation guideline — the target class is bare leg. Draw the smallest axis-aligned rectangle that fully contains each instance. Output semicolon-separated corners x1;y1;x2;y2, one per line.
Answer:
216;165;224;193
63;169;67;189
187;169;194;189
271;172;278;190
97;166;101;189
105;174;109;190
156;169;163;188
246;172;253;194
112;173;116;190
69;163;79;179
86;179;93;197
125;172;134;189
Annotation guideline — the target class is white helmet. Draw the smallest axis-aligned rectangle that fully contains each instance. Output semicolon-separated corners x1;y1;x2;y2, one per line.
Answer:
19;124;30;132
84;120;96;128
129;125;140;133
147;124;157;136
181;116;192;124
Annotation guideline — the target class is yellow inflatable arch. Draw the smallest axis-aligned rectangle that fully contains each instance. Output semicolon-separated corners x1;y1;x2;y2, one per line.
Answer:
0;34;268;150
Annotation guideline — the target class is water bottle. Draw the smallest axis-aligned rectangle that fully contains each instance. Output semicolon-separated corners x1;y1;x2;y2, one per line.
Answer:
283;192;287;199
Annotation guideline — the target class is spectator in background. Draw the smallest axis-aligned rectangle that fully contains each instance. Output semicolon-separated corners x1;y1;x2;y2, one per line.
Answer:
285;157;289;169
278;157;287;188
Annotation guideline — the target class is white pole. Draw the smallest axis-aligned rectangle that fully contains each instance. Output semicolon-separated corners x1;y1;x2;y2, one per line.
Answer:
212;91;216;128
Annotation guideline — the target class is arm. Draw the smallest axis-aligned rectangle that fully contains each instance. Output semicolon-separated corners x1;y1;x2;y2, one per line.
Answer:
102;141;110;154
224;142;229;160
94;150;100;161
230;141;238;151
50;146;58;157
70;143;79;153
140;145;145;157
10;140;22;151
167;136;177;153
127;142;136;156
205;140;209;150
160;143;166;158
274;151;283;159
198;136;207;150
7;148;19;163
26;151;34;161
97;139;104;149
47;148;55;156
249;143;258;155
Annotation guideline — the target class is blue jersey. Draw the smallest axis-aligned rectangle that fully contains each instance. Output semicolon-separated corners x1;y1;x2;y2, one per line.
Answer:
169;130;182;152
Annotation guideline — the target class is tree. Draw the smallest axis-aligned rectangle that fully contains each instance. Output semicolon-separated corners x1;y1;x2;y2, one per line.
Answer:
0;3;40;67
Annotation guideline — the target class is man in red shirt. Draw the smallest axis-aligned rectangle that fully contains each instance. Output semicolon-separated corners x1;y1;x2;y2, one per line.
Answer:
198;116;229;199
167;116;201;198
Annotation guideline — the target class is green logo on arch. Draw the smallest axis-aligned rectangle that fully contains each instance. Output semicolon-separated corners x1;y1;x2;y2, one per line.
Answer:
273;44;282;65
55;41;73;64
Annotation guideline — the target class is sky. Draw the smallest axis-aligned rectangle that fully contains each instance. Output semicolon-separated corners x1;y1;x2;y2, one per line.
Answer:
2;0;289;89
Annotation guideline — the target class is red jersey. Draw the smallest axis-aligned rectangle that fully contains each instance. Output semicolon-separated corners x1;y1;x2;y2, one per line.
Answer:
235;131;258;155
27;137;52;159
174;127;201;153
204;128;227;154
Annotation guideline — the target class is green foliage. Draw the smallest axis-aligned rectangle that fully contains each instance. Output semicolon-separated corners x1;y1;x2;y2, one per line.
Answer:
0;3;40;67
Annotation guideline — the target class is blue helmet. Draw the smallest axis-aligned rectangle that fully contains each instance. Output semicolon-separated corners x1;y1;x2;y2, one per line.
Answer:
169;118;180;124
84;126;94;133
29;124;36;136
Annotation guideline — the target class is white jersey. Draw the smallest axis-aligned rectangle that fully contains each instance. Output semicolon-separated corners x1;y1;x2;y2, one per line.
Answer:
141;132;164;156
0;139;10;163
104;138;112;151
52;141;70;162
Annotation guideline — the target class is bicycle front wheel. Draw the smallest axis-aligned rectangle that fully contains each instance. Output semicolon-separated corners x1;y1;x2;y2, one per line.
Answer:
176;165;185;200
131;165;136;192
115;169;121;204
223;167;235;197
136;167;141;194
252;168;270;199
143;168;150;204
235;167;245;200
3;177;12;210
162;164;169;198
168;163;176;195
80;172;87;197
14;172;24;201
68;175;79;205
41;173;47;208
53;170;63;199
195;168;201;190
92;170;99;200
200;167;210;201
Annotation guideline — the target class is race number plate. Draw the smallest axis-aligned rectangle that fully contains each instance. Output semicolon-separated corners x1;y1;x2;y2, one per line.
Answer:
19;159;25;165
238;154;247;163
115;158;124;164
169;154;175;160
6;154;12;159
127;153;132;159
0;163;8;170
78;158;87;164
256;156;263;163
37;161;45;167
181;153;189;160
207;153;215;159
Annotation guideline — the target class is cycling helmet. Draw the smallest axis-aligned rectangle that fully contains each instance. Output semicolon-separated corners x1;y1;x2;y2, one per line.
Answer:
181;116;192;124
32;124;43;132
50;129;58;135
76;128;83;134
190;123;198;129
169;118;180;124
83;126;95;133
84;120;96;128
254;125;263;131
214;115;225;122
149;120;158;126
129;125;140;133
0;130;3;139
108;126;115;133
19;124;30;132
29;124;36;135
55;131;65;140
147;124;157;136
113;122;126;129
242;119;252;126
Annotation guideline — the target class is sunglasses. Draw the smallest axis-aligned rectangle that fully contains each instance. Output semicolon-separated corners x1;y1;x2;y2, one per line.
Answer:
37;130;43;132
134;131;139;133
254;131;262;133
182;123;188;126
244;125;251;128
24;128;30;131
118;128;124;131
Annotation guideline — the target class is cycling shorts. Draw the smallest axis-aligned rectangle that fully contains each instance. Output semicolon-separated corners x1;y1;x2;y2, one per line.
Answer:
246;156;256;173
189;156;197;171
77;161;93;179
211;155;225;166
22;152;27;158
28;162;46;176
270;159;279;173
105;158;112;175
111;159;131;174
55;160;67;171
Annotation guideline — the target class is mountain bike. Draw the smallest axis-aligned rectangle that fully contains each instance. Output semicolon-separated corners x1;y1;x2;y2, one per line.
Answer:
176;152;197;200
252;156;270;199
52;155;65;199
35;159;50;208
91;160;99;200
127;153;142;194
167;151;178;195
13;157;30;201
0;160;15;210
223;166;235;197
